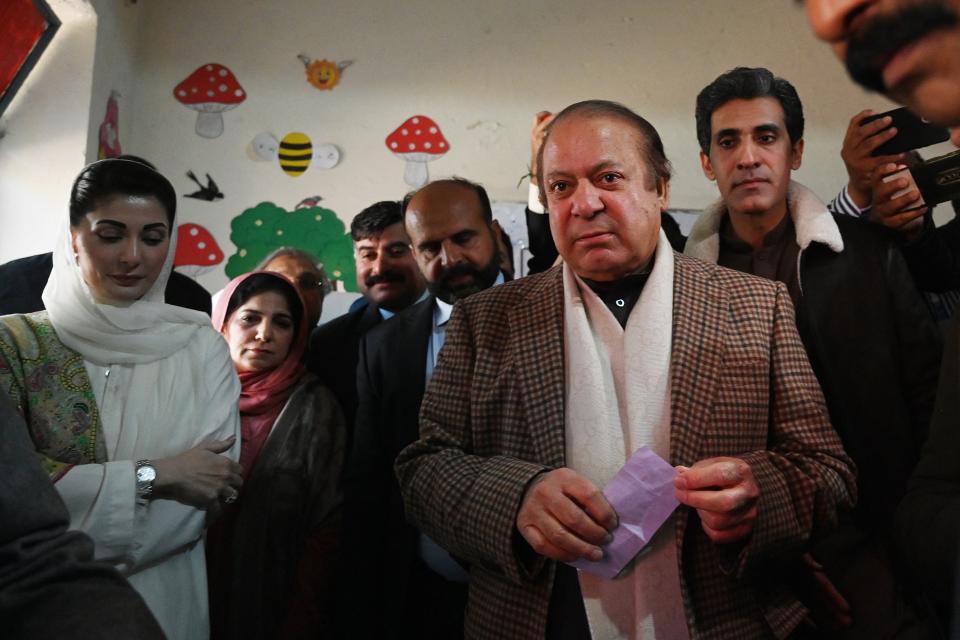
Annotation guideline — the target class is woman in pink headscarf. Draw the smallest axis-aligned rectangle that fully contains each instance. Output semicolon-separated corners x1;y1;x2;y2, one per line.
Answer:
206;271;346;639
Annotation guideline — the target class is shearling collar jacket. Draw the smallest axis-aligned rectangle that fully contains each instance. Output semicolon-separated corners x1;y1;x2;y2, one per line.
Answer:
685;181;843;291
685;179;941;531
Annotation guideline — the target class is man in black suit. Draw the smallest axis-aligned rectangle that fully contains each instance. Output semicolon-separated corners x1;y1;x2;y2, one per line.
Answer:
0;252;211;315
307;201;425;430
339;179;503;639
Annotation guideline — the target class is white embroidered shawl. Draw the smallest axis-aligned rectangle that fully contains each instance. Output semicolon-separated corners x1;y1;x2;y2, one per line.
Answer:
563;229;689;640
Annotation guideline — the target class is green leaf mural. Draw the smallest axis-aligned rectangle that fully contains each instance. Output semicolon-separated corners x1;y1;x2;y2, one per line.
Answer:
225;201;357;291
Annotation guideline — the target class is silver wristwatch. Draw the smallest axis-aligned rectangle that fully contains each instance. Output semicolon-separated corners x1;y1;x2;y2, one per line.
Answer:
135;459;156;501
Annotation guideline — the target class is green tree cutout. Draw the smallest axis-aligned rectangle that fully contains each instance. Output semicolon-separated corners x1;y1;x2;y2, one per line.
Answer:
225;202;357;291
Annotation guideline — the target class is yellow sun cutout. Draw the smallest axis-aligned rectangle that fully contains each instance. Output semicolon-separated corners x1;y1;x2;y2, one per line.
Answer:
306;60;344;91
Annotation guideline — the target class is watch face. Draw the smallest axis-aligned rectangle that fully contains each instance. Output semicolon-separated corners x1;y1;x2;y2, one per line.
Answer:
137;465;156;483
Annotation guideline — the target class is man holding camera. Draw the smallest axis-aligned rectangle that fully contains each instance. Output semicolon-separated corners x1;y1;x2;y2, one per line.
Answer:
803;0;960;294
802;0;960;621
826;107;960;296
685;66;943;636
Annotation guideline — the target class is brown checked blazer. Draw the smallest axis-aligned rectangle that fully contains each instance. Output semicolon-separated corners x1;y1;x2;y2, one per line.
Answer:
396;254;856;640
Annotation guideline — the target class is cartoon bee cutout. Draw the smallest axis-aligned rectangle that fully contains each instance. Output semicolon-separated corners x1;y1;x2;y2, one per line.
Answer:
297;55;353;91
250;132;341;177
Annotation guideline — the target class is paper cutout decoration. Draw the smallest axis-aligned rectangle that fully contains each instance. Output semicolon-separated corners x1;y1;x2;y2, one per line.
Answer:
251;132;278;160
184;170;223;201
97;91;121;159
296;195;324;209
385;115;449;187
312;143;340;169
250;132;341;176
278;132;312;176
174;223;224;278
225;201;357;291
173;63;246;139
297;54;353;91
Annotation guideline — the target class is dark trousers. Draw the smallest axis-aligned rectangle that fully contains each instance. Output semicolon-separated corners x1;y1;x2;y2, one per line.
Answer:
546;563;591;640
401;558;469;639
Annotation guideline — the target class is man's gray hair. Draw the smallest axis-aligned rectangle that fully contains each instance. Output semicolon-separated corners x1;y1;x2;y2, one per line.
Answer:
257;247;332;295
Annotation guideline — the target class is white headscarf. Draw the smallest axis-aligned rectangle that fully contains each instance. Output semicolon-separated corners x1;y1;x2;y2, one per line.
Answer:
41;159;209;365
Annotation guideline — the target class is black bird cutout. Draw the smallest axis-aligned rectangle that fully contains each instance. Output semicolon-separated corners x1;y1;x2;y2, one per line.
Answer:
184;170;224;201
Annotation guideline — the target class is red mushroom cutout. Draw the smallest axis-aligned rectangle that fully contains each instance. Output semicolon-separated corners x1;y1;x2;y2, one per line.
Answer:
385;115;449;187
173;64;246;139
174;223;224;278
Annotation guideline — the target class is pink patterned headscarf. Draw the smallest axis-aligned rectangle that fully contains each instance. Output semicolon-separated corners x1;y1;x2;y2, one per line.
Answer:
212;271;309;476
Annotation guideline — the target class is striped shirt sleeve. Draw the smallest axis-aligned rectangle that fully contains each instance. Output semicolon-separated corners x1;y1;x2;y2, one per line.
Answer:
827;184;871;218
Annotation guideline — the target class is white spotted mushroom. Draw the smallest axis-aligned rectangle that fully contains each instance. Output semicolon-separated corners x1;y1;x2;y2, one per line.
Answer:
173;63;246;139
174;223;224;278
385;115;449;187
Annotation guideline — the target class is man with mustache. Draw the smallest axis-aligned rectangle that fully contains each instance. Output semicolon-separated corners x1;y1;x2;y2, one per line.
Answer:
308;200;425;431
802;0;960;620
396;101;855;639
339;179;504;638
685;67;942;637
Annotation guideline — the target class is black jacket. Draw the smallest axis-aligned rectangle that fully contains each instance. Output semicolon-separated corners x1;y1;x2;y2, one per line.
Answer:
338;297;467;638
901;216;960;293
769;215;943;636
339;298;430;638
794;214;941;529
896;311;960;612
306;301;382;432
0;252;212;315
687;201;944;637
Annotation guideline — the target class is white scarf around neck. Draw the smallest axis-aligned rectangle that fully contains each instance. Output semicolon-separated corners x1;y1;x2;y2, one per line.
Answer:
563;229;688;639
42;201;207;366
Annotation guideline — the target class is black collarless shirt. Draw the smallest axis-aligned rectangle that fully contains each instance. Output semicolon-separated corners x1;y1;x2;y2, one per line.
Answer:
581;269;651;328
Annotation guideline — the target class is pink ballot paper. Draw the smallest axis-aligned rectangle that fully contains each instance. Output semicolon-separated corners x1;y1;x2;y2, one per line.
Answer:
569;445;680;579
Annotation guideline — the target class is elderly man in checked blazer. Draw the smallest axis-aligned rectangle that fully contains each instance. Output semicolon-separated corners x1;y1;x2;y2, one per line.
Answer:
396;99;856;640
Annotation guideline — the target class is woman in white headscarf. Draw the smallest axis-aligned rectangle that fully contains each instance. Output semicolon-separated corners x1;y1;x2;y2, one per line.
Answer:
0;157;242;639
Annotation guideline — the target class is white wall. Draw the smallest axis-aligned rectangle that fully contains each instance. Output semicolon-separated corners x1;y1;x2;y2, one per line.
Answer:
2;0;901;292
84;0;143;163
0;0;99;261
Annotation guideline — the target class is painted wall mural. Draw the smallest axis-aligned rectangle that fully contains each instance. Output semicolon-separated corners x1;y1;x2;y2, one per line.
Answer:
173;63;246;139
297;54;353;91
225;202;356;291
174;223;224;278
385;115;448;187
